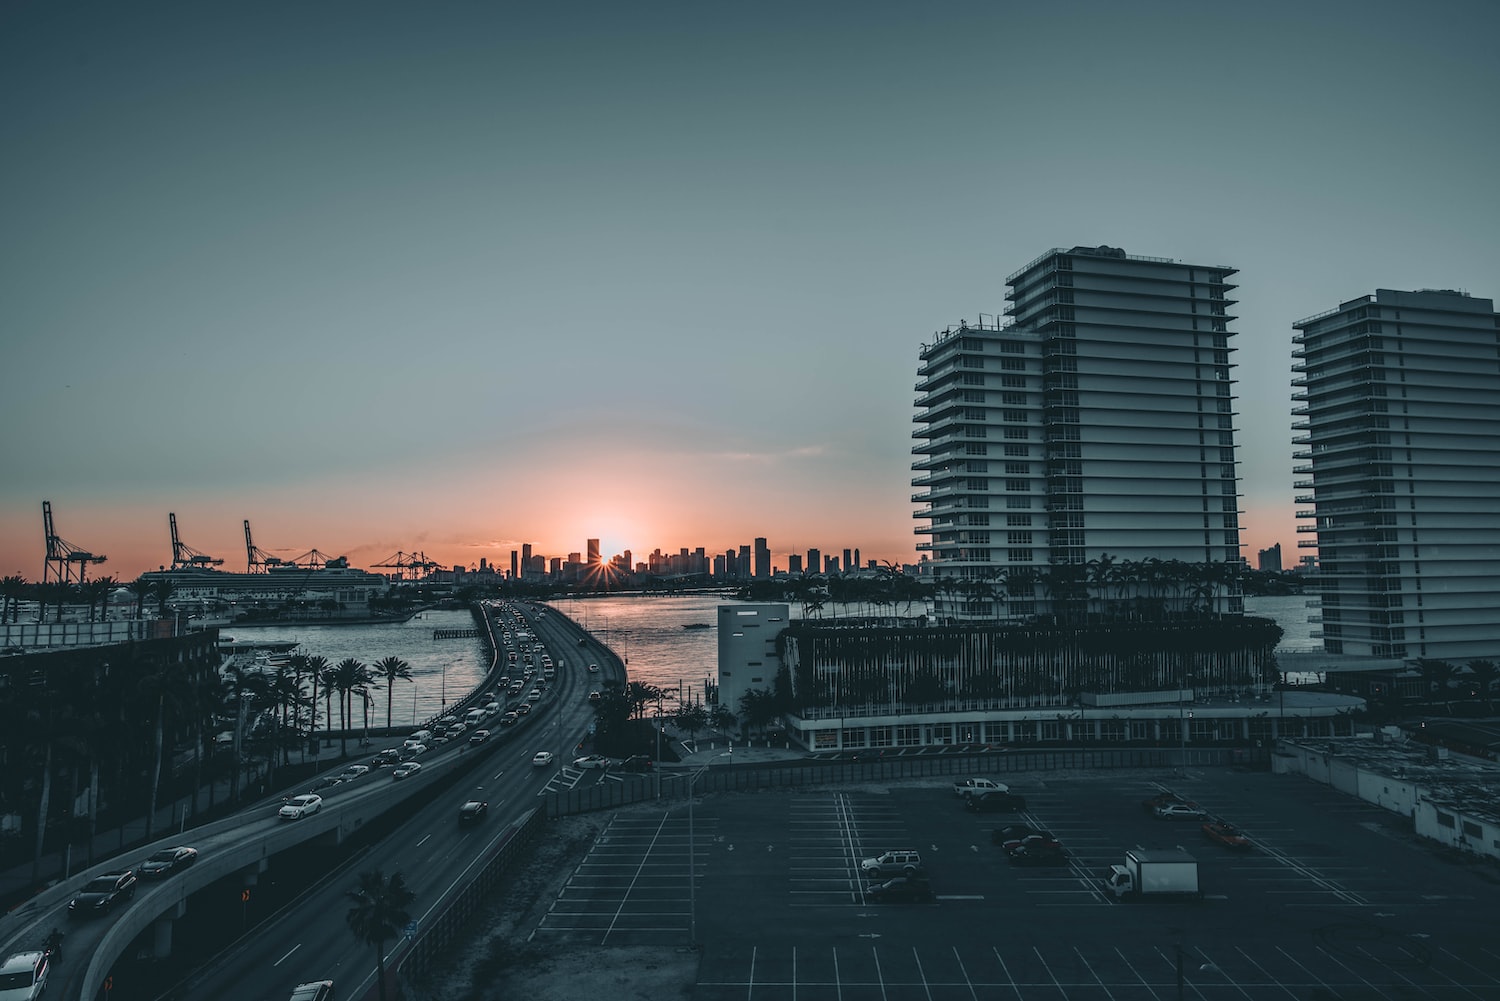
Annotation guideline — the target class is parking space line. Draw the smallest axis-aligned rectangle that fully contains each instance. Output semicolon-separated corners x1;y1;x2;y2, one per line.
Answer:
599;811;673;946
951;945;978;1001
1112;946;1163;1001
1436;945;1500;997
1315;945;1404;1001
871;946;888;1001
910;947;933;1001
1033;945;1067;999
791;947;797;1001
1275;945;1341;999
748;946;756;1001
1231;945;1299;1000
991;946;1019;1000
1073;945;1119;1001
1192;946;1253;1000
833;946;843;1001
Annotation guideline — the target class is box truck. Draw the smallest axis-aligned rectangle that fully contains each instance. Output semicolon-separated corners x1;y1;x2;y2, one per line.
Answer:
1103;848;1199;899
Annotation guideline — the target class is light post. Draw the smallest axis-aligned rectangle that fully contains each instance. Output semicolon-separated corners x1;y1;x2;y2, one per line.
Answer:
441;661;449;713
687;752;731;948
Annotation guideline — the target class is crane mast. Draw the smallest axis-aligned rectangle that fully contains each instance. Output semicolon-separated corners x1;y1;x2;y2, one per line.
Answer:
244;519;285;572
41;500;107;584
169;512;224;570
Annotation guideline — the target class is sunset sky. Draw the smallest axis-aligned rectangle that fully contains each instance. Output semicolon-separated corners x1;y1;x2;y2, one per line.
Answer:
3;1;1497;581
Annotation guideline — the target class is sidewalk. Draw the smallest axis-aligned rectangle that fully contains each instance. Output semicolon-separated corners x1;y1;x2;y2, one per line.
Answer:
668;728;805;766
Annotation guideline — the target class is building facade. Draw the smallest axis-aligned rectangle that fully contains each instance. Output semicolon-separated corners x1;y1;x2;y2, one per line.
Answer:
913;245;1244;620
1292;288;1500;660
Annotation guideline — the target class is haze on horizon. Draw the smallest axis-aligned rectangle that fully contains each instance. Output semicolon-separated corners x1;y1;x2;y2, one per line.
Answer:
3;1;1497;582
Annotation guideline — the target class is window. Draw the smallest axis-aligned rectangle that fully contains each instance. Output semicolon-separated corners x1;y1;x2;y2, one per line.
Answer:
1003;427;1029;439
1007;531;1033;545
1001;358;1026;371
1001;375;1026;387
966;460;989;472
1004;444;1029;456
1006;478;1028;492
964;443;988;455
1006;514;1031;526
962;373;985;385
963;390;986;403
1003;409;1027;422
1005;496;1032;508
966;478;989;490
1002;392;1027;405
1005;462;1029;474
1008;549;1032;562
1000;339;1026;354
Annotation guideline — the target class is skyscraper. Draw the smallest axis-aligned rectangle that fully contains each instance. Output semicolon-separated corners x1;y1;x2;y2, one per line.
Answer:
1292;288;1500;660
587;538;600;566
913;245;1243;620
754;537;770;579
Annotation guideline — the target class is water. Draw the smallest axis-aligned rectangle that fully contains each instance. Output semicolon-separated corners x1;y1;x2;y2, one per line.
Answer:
225;608;491;730
226;593;1322;726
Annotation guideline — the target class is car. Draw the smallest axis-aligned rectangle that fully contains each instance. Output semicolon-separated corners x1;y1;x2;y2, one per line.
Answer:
527;690;541;702
1201;819;1253;849
515;703;531;716
859;849;923;877
1155;802;1208;820
1005;834;1066;865
998;829;1059;852
391;761;422;780
1142;791;1185;813
288;982;335;1001
338;764;371;782
573;754;610;770
0;950;50;1001
430;734;451;746
531;751;554;767
139;845;199;879
500;711;519;726
400;743;429;760
469;729;491;746
482;701;501;713
446;721;468;735
1008;842;1068;866
587;691;602;702
68;870;137;917
587;663;599;672
371;748;402;767
617;755;654;773
866;876;933;903
279;794;323;820
965;791;1027;813
459;800;489;824
991;824;1043;848
954;777;1008;798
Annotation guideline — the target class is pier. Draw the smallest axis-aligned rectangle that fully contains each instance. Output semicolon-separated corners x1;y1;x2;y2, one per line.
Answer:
433;627;481;639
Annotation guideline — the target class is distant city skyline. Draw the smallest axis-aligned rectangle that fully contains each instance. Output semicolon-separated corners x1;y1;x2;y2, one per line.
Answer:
4;2;1496;584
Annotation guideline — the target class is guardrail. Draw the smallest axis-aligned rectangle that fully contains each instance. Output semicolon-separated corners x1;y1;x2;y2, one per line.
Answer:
545;746;1265;817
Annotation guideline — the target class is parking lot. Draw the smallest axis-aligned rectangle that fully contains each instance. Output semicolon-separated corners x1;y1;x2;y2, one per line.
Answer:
530;766;1500;999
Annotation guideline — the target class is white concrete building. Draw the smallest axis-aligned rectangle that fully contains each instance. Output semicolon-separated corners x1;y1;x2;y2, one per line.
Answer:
1292;288;1500;660
715;603;789;718
913;245;1244;620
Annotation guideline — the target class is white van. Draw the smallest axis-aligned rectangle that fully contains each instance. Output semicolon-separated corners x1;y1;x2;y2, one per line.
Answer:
405;729;432;748
465;708;487;725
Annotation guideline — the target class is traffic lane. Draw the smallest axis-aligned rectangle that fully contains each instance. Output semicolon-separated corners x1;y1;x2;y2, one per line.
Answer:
185;733;556;1001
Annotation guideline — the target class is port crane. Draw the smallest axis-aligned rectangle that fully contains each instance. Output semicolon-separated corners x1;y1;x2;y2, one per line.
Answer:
41;500;107;584
243;519;286;572
373;551;440;581
169;512;224;570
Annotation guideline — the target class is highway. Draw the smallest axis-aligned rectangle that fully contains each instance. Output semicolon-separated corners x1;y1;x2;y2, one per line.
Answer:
0;599;629;1001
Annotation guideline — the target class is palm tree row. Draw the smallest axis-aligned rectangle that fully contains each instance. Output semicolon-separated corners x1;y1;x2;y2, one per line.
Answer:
0;573;183;625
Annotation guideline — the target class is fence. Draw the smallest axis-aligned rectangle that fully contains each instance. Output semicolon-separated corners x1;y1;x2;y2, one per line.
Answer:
545;745;1264;818
396;807;546;984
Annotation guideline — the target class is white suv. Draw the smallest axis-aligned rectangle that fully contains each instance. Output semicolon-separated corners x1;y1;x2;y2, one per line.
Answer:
0;951;50;1001
860;849;923;877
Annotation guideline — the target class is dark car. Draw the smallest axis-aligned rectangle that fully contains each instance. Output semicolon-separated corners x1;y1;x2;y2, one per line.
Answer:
139;846;198;879
1202;820;1253;850
68;870;138;918
616;755;654;773
458;800;488;824
288;982;335;1001
965;791;1027;813
1007;838;1067;866
991;824;1042;848
866;876;933;903
371;748;402;768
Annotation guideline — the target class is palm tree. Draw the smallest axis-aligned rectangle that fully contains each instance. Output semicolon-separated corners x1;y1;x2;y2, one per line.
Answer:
332;658;368;756
625;681;662;721
1;574;28;623
128;577;154;619
152;577;176;617
709;703;737;733
304;655;330;755
1465;659;1499;713
138;659;191;840
373;656;413;728
346;868;415;1001
82;576;116;622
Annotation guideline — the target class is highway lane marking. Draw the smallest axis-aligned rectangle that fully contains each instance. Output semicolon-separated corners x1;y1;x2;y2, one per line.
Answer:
273;943;301;966
415;834;432;848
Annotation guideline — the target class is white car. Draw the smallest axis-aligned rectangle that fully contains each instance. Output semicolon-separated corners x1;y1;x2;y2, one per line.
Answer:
573;754;610;770
532;751;554;767
954;777;1008;798
527;690;542;702
279;794;323;820
0;950;49;1001
391;761;423;780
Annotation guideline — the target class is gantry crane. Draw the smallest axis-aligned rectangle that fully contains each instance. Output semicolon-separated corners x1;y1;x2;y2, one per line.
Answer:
243;519;286;572
372;551;441;581
169;512;224;570
41;500;107;584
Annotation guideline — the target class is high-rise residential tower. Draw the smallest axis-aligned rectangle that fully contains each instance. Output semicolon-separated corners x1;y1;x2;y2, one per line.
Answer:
1292;288;1500;660
913;245;1244;620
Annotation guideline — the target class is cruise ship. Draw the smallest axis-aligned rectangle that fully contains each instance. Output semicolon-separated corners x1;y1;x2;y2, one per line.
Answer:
139;556;388;602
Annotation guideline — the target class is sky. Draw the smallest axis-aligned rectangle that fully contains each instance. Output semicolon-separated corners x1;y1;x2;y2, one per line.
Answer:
3;0;1497;582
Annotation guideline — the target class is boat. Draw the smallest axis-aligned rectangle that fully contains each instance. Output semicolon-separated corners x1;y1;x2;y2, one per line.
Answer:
682;623;712;630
